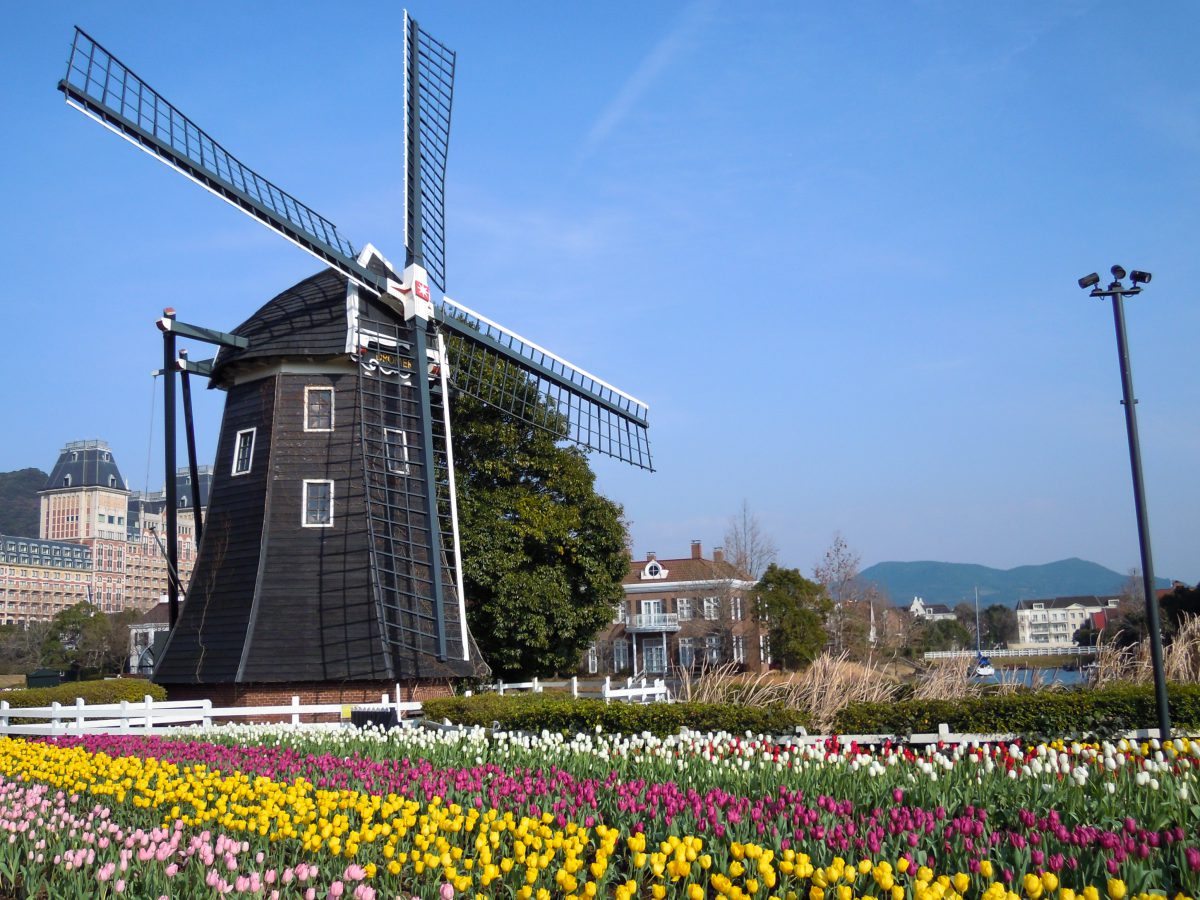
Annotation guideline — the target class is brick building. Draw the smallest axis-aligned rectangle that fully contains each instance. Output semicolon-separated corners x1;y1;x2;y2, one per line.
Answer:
585;541;769;677
0;440;208;628
0;536;93;626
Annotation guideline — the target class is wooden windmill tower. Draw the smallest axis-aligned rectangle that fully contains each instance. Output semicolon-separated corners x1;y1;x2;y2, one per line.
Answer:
58;16;652;702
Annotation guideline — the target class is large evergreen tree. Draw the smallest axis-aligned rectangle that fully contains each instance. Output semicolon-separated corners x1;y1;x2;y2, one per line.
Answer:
448;367;628;679
755;564;830;669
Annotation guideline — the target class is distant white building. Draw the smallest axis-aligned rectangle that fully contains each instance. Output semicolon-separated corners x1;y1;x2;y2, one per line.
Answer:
908;597;956;622
1013;595;1119;649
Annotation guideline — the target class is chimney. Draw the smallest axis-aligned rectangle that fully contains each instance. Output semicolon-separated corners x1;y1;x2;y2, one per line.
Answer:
713;546;724;564
647;551;656;561
690;540;702;560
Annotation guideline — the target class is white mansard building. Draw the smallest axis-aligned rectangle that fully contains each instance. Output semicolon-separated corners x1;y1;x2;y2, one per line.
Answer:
1013;595;1119;649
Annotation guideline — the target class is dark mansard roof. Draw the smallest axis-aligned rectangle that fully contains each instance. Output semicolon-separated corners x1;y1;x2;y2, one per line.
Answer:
43;440;127;492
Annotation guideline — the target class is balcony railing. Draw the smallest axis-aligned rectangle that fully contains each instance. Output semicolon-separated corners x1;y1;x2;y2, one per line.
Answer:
628;612;681;632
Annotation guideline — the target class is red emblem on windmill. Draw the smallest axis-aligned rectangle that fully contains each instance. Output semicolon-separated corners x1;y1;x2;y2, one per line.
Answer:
415;281;430;301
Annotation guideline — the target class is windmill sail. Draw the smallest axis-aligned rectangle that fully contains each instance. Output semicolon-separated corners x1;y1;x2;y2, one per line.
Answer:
57;27;382;295
437;299;653;469
404;11;454;292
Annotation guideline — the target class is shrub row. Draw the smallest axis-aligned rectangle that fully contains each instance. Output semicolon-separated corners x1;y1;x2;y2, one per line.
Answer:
423;692;810;737
0;678;167;710
833;683;1200;738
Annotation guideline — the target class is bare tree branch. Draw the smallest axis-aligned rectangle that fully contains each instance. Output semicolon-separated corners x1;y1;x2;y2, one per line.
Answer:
723;500;778;581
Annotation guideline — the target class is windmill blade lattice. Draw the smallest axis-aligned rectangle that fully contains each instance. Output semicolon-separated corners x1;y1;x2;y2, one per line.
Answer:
57;27;384;295
405;12;455;293
436;297;653;470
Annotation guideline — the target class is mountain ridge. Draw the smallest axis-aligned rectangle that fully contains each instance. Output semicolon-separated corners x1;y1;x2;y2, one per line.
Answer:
861;557;1172;609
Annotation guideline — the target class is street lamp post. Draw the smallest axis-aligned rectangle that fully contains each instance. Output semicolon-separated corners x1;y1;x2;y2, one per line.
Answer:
1077;266;1170;740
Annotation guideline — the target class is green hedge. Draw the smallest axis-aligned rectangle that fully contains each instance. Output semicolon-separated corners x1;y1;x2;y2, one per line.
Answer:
832;683;1200;738
423;692;810;737
1;678;167;710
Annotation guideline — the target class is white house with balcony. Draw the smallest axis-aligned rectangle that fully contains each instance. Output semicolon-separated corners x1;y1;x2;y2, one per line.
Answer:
583;541;768;677
1013;595;1119;649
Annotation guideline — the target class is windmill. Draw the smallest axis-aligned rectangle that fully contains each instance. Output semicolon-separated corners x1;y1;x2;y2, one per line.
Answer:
57;16;652;692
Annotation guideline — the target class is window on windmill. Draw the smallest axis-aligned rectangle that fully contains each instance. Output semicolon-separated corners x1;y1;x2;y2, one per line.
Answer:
305;386;335;431
303;480;334;528
384;428;409;475
232;428;256;476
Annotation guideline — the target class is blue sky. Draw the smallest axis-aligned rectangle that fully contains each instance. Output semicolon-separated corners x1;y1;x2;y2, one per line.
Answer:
1;2;1197;589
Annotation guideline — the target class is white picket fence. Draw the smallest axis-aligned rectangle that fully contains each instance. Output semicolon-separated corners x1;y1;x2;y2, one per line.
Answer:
490;675;670;703
0;676;669;738
0;693;1184;745
0;691;422;737
923;646;1095;660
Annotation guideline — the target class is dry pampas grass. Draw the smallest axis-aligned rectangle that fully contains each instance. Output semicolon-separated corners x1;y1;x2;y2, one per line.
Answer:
675;653;901;732
670;617;1199;731
1092;615;1200;687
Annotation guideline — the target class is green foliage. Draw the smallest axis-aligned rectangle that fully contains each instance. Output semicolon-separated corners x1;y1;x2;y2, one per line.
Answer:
981;604;1017;647
2;678;166;710
833;683;1200;738
1161;583;1200;638
423;692;810;736
754;564;829;669
38;603;138;675
918;618;973;652
0;621;52;675
450;371;628;680
0;468;46;538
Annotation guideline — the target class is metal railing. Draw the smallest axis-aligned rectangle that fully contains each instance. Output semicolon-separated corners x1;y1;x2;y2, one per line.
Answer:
923;646;1097;660
628;612;680;631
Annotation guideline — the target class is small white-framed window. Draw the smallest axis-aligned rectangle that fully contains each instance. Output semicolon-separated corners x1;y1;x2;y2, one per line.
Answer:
702;596;720;621
678;637;695;668
587;642;598;674
613;638;629;672
613;603;627;626
302;479;334;527
731;596;744;621
63;475;72;487
384;428;409;474
304;386;335;432
676;597;692;621
732;634;746;664
705;635;722;664
232;428;256;476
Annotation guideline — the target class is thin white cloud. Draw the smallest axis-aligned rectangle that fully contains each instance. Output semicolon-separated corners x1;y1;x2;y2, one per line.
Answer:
576;0;715;162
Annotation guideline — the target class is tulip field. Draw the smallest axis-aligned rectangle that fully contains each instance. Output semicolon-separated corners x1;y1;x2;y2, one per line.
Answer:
0;722;1197;899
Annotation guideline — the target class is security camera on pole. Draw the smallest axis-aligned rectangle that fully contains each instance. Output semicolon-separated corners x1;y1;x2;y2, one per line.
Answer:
1077;265;1170;740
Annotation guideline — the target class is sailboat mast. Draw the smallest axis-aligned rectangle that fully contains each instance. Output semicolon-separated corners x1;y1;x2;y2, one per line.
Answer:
974;586;982;653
